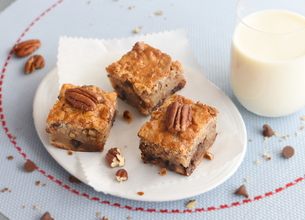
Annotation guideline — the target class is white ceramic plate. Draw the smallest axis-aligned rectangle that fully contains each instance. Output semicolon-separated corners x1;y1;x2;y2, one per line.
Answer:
33;66;247;202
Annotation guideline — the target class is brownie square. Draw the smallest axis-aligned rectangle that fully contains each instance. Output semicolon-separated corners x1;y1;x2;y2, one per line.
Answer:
46;84;117;152
138;95;218;176
106;42;186;115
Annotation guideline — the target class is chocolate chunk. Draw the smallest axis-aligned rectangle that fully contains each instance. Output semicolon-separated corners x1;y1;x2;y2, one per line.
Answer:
70;139;82;148
6;155;14;160
234;184;249;198
282;146;295;159
262;124;275;137
40;212;54;220
0;187;10;193
23;159;37;172
68;175;81;184
35;181;41;186
123;110;132;123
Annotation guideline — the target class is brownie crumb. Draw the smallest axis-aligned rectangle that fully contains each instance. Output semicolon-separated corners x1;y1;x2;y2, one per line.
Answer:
262;124;275;137
282;146;295;159
68;175;81;184
123;110;133;123
101;217;109;220
234;184;249;198
6;155;14;160
0;187;11;193
132;26;142;34
96;212;101;218
67;150;73;156
185;199;197;209
204;152;214;160
32;205;39;210
23;159;37;172
154;10;163;16
40;212;54;220
262;153;272;161
159;167;167;176
137;191;144;196
35;181;41;186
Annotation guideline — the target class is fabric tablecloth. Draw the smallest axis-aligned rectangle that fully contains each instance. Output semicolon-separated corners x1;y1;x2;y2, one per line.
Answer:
1;0;305;219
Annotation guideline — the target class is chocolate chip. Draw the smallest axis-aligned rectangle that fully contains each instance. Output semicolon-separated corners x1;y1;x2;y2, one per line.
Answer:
40;212;54;220
262;124;275;137
23;159;37;172
234;184;249;198
35;181;41;186
282;146;295;159
70;139;82;148
6;155;14;160
123;110;132;123
68;175;81;184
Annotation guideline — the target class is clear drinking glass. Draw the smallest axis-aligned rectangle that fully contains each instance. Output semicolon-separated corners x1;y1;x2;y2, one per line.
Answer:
230;0;305;117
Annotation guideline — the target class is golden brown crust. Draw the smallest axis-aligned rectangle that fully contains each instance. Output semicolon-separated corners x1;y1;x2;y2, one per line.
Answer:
106;42;184;95
138;94;218;158
47;84;117;134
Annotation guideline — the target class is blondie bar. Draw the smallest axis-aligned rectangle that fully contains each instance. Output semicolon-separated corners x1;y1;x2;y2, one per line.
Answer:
138;95;218;176
106;42;186;115
46;84;117;152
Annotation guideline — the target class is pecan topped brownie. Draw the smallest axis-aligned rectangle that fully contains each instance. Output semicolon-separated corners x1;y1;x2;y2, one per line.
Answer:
46;84;117;152
106;42;186;115
138;95;218;176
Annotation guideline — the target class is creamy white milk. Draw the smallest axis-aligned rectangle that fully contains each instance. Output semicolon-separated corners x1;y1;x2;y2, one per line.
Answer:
231;10;305;117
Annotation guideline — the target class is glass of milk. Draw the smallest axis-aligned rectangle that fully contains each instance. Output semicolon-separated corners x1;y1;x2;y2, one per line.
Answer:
231;0;305;117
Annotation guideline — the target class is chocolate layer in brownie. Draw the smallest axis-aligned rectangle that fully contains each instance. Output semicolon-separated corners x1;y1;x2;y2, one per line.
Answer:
112;78;186;115
140;120;217;176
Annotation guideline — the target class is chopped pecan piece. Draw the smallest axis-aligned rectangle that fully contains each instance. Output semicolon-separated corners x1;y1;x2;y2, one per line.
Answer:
165;101;192;132
105;148;125;167
115;169;128;182
24;54;45;74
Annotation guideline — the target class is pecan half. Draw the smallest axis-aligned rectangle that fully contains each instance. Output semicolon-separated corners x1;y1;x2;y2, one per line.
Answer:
24;55;45;74
65;87;103;111
13;39;41;57
105;148;125;167
165;101;192;132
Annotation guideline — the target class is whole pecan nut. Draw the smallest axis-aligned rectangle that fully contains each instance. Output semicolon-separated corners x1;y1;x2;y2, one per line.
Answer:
13;39;41;57
24;55;45;74
65;87;103;111
165;101;192;132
